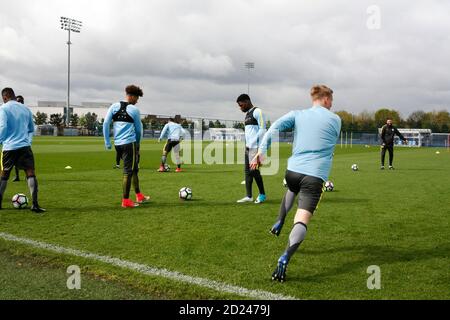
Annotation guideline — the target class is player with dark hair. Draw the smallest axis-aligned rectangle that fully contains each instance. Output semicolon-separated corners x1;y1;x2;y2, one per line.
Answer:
251;85;341;282
158;118;185;172
0;88;45;213
13;95;25;181
236;93;267;204
103;85;150;208
380;118;407;170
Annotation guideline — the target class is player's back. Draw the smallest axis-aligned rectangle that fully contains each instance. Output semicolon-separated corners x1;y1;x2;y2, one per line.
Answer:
163;122;183;140
108;102;139;145
289;106;341;181
0;101;34;151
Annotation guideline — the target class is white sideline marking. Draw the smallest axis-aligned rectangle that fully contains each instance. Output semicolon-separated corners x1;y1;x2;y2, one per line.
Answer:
0;232;296;300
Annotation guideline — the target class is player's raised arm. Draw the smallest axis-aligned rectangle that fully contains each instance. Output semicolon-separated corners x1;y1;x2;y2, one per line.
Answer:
259;111;296;156
102;106;114;149
250;111;296;170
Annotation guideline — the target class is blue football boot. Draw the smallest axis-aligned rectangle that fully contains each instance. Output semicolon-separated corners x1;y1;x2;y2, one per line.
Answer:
271;254;289;282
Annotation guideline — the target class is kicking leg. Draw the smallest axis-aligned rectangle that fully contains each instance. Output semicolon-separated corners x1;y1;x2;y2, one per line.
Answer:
270;190;296;236
272;209;311;282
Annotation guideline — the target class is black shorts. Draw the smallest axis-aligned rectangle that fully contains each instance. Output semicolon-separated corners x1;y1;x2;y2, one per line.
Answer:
115;143;139;174
285;170;324;214
164;139;180;153
1;146;35;173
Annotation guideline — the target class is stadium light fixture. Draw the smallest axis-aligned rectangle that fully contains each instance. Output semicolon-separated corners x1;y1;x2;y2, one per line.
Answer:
60;17;83;126
244;62;255;95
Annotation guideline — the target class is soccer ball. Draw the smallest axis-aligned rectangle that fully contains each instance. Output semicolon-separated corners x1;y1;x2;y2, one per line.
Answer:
179;187;192;200
12;193;28;209
164;164;171;171
351;164;359;171
282;178;287;188
324;181;334;192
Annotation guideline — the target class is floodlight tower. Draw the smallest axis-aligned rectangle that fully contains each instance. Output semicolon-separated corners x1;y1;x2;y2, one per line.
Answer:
244;62;255;95
60;17;82;126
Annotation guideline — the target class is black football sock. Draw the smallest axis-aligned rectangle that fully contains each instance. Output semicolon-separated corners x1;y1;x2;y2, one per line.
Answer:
283;222;308;262
0;178;8;208
26;175;39;207
245;173;253;198
253;170;266;195
132;171;140;194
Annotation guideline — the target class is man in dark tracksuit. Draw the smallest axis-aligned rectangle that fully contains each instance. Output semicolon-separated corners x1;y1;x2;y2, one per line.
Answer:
380;119;407;170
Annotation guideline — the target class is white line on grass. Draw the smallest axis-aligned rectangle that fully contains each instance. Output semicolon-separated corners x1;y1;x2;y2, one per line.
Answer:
0;232;296;300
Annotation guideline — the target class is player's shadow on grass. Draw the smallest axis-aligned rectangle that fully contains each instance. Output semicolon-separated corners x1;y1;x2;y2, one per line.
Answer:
291;242;450;283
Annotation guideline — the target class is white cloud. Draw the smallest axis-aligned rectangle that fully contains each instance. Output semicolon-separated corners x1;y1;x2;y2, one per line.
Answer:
0;0;449;121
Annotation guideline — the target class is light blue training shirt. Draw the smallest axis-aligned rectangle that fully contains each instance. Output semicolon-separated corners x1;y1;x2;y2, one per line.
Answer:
0;100;35;151
259;106;341;181
159;121;184;141
103;102;143;148
245;107;266;149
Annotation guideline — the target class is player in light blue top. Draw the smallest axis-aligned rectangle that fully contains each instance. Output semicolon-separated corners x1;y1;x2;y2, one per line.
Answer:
0;88;45;213
236;94;267;204
251;85;341;282
103;85;149;208
158;118;185;172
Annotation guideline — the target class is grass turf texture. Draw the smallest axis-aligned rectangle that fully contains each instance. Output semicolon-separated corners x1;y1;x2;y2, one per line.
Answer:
0;137;449;299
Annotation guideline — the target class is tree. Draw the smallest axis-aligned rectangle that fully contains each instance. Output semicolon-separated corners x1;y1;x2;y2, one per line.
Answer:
214;120;225;128
84;112;98;131
433;110;450;133
406;111;426;128
233;122;245;130
208;120;215;128
356;110;376;132
181;119;190;128
49;113;64;127
335;110;354;131
69;113;79;127
33;111;48;125
374;108;401;128
79;115;87;128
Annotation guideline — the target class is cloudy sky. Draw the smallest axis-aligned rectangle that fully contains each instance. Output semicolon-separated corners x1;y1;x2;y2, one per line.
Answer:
1;0;449;121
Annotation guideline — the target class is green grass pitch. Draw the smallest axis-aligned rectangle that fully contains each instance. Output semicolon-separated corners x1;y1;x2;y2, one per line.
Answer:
0;137;449;299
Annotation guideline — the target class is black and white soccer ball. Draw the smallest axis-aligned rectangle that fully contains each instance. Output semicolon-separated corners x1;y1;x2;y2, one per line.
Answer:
12;193;28;209
179;187;192;200
324;181;334;192
351;164;359;171
164;164;171;171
